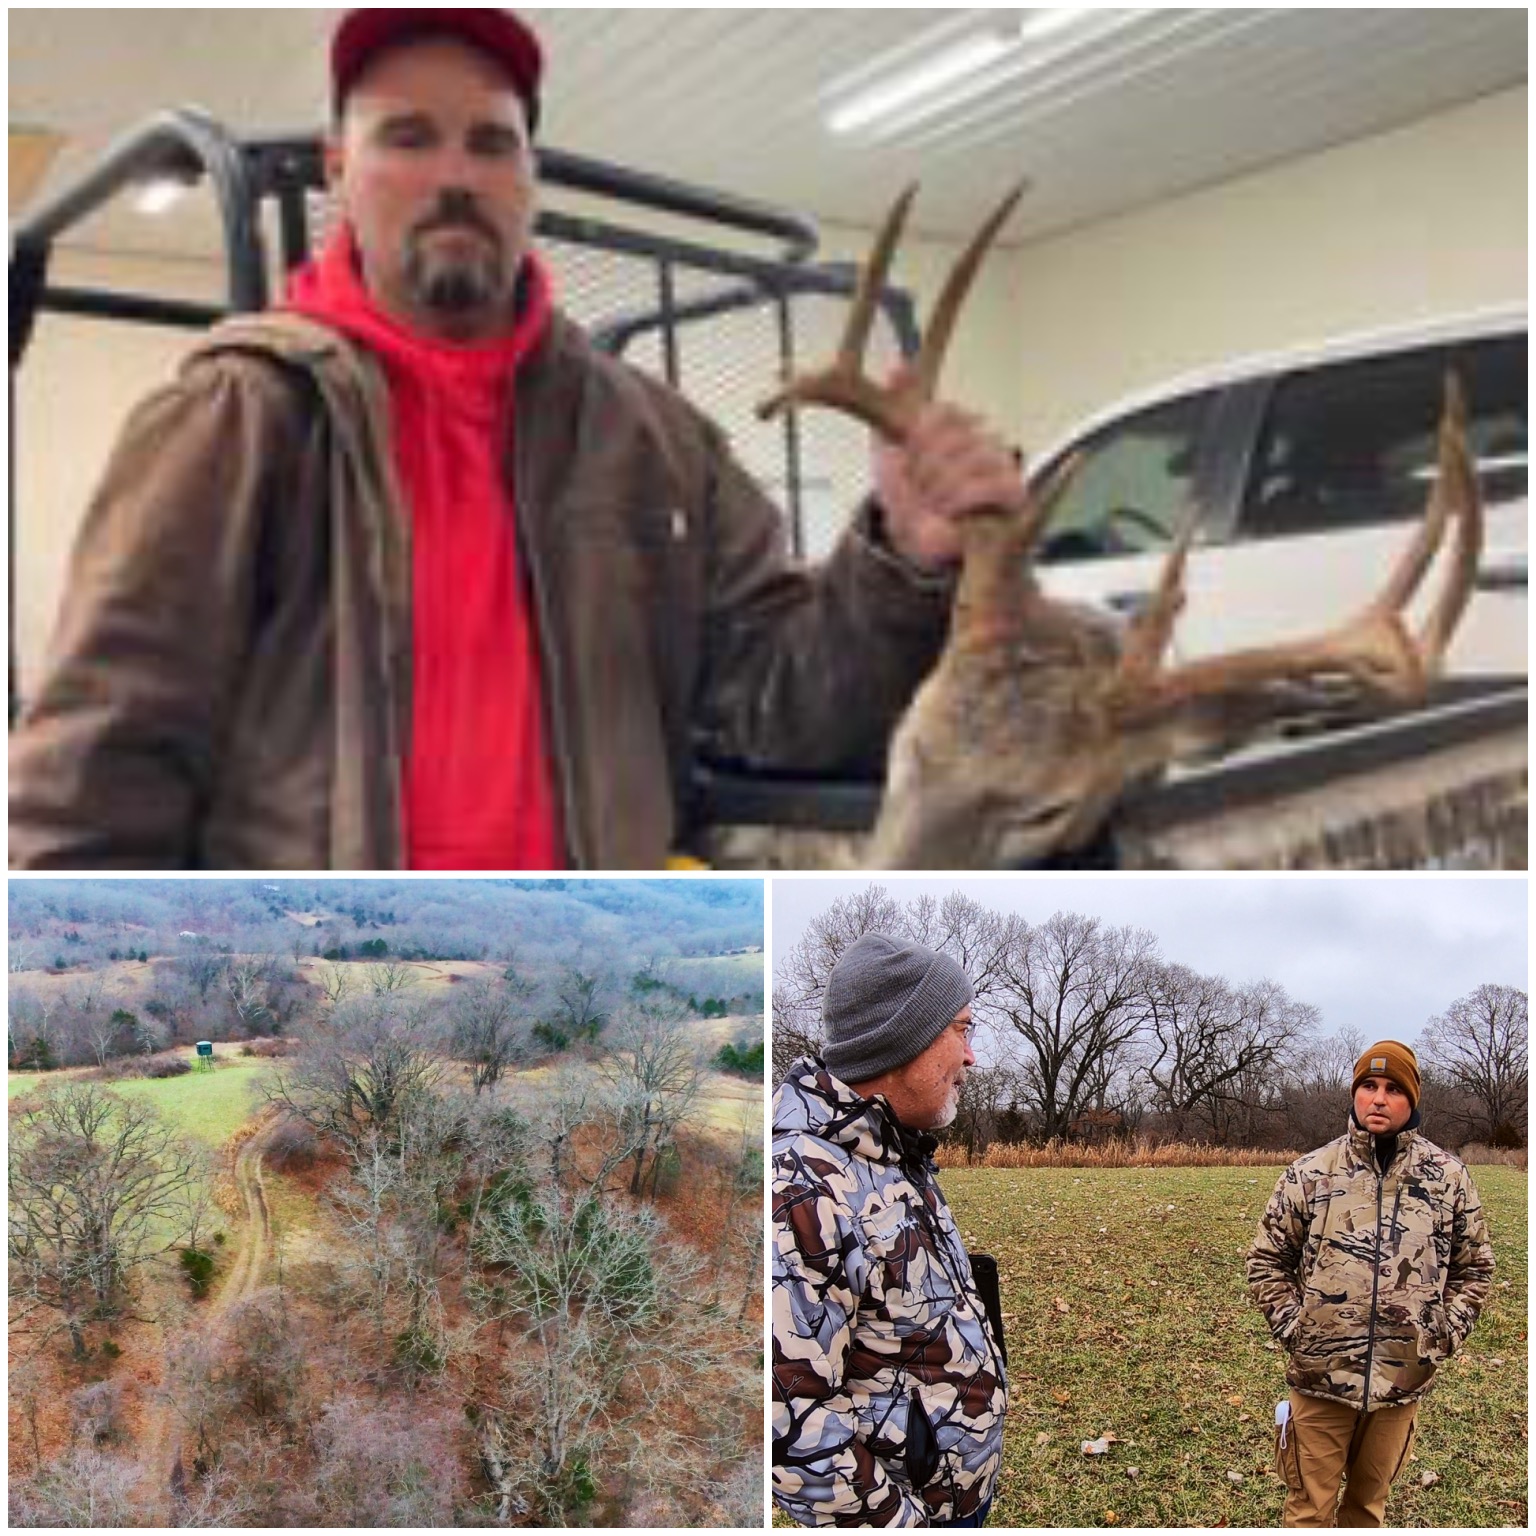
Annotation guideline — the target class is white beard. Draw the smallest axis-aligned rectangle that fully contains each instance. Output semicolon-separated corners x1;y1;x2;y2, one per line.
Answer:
932;1083;961;1130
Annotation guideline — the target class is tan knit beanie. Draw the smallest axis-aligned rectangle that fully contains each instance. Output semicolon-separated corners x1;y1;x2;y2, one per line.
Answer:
1352;1040;1422;1111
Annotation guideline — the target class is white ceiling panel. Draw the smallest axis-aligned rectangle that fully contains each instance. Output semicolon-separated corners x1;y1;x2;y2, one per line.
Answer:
8;8;1527;261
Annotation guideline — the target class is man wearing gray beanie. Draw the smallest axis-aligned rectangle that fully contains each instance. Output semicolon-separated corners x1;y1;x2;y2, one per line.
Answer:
772;934;1008;1527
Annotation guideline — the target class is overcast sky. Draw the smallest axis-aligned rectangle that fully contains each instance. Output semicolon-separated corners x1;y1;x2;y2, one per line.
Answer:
770;875;1528;1043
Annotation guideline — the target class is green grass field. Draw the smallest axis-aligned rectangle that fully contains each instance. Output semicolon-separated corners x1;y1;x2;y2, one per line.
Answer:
943;1164;1527;1529
8;1059;274;1147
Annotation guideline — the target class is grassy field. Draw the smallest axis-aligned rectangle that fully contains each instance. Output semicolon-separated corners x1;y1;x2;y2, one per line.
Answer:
8;1058;274;1147
682;951;765;996
943;1164;1527;1529
696;1070;761;1137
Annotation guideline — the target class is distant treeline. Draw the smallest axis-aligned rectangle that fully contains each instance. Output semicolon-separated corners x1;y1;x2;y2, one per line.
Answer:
9;882;764;1075
10;879;763;975
777;888;1528;1156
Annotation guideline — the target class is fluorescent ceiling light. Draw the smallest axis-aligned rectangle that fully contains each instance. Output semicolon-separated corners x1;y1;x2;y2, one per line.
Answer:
826;10;1101;139
828;30;1017;137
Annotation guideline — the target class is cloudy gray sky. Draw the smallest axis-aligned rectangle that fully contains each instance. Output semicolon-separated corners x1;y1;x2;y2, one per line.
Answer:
771;875;1527;1043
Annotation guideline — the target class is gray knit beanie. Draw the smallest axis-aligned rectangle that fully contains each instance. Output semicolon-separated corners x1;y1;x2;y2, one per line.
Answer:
822;933;974;1084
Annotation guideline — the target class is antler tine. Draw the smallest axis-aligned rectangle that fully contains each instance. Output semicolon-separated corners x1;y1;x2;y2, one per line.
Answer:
1127;377;1483;721
911;181;1029;399
757;184;919;438
842;183;920;371
1016;451;1083;555
1119;508;1201;683
1373;374;1460;617
1415;372;1483;671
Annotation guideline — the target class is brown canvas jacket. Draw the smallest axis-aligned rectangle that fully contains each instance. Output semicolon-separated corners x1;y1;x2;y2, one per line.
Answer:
11;309;952;870
1246;1119;1495;1412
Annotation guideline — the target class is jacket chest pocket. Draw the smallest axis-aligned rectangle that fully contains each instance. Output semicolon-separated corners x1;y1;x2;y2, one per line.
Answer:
552;498;706;703
859;1198;939;1309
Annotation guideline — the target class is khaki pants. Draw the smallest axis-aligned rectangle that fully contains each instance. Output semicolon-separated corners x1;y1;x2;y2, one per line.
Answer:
1275;1391;1418;1528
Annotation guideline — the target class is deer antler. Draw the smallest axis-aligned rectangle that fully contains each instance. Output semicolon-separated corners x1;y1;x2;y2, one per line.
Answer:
1124;375;1483;725
759;183;1028;443
755;181;1485;871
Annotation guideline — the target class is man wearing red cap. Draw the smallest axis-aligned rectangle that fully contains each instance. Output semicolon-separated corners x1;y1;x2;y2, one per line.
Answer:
12;9;1021;872
1247;1040;1494;1527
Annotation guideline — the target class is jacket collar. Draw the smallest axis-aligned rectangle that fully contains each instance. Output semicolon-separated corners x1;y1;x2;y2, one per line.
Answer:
1346;1105;1423;1173
774;1056;936;1171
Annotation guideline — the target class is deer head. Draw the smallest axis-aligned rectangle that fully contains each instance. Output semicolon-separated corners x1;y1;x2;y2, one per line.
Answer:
761;188;1485;870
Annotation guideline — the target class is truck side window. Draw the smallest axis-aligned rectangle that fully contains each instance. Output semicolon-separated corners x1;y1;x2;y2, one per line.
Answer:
1241;336;1527;541
1035;392;1214;564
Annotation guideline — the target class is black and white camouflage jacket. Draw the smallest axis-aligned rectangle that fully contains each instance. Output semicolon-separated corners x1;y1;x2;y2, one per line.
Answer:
772;1059;1008;1527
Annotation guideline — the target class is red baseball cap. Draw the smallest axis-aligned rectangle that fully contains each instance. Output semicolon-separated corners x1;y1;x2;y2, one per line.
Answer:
332;9;544;131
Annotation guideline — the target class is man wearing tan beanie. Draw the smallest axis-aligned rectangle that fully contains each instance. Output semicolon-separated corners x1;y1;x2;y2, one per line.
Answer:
1247;1040;1495;1527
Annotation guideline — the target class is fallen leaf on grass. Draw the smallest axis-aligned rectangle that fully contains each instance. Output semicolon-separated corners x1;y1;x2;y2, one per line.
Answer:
1104;1511;1119;1526
1082;1435;1119;1456
1421;1472;1441;1490
1227;1472;1245;1486
1035;1433;1052;1448
1126;1467;1140;1480
1053;1297;1071;1315
1238;1414;1253;1425
1226;1395;1244;1408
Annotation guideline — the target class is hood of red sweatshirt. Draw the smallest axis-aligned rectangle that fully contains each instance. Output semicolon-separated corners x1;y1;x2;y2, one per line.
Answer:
285;223;553;409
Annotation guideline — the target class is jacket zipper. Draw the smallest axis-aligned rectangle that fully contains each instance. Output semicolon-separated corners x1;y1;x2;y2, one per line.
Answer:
908;1155;1008;1389
1360;1145;1406;1408
508;393;588;870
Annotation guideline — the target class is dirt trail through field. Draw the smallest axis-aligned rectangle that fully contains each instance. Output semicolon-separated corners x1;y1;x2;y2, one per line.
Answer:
147;1118;277;1523
217;1123;275;1316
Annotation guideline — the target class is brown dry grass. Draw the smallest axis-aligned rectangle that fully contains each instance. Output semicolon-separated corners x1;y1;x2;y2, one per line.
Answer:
938;1138;1303;1170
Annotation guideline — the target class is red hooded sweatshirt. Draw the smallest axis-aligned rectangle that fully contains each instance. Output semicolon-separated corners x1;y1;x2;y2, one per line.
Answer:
287;228;565;871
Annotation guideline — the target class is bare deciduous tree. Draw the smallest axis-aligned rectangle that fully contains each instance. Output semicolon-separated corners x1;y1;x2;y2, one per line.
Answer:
1420;984;1529;1144
470;1086;725;1525
266;1002;446;1158
996;913;1157;1142
8;1447;143;1527
1144;967;1317;1143
316;961;353;1010
9;1084;206;1357
601;1002;703;1198
176;941;227;1005
452;974;535;1095
551;965;611;1045
366;960;421;999
771;886;1016;1083
226;956;276;1035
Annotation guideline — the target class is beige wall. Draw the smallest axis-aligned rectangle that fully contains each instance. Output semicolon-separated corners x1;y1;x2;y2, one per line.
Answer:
12;87;1528;683
1007;87;1527;450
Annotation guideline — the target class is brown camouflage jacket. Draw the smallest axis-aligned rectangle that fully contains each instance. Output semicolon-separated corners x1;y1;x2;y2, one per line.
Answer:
1246;1118;1495;1411
772;1059;1007;1528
